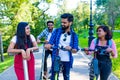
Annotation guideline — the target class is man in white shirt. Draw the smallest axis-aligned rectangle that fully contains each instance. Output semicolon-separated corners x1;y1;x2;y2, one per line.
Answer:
45;13;79;80
37;21;55;79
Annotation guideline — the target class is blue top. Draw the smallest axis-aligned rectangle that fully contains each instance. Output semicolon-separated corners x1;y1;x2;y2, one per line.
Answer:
49;27;79;68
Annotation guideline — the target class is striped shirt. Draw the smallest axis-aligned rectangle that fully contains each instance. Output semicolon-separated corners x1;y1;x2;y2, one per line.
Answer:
37;28;55;40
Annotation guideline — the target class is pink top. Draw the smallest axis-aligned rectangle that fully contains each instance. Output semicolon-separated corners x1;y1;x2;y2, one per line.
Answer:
89;39;117;58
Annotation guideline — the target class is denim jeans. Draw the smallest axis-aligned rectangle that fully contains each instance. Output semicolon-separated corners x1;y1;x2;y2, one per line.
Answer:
44;50;52;72
51;61;71;80
99;61;112;80
89;54;112;80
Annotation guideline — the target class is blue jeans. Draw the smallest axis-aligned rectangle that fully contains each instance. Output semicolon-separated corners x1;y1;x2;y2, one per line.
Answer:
51;61;71;80
99;61;112;80
96;55;112;80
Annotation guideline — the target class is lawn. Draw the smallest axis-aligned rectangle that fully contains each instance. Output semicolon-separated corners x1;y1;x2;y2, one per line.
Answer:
112;32;120;79
0;53;14;73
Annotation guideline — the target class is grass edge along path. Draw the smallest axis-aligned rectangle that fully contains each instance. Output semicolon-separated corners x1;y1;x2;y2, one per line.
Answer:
0;53;14;73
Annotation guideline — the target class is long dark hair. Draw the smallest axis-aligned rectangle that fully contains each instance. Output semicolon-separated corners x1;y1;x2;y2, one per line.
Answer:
16;22;33;50
96;25;112;40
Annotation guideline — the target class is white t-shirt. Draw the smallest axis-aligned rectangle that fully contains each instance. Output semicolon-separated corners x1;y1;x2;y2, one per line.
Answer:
46;32;52;41
58;33;71;62
11;34;36;43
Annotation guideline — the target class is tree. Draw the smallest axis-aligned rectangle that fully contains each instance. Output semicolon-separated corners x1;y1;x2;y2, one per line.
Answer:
0;0;52;52
71;1;90;34
95;0;120;30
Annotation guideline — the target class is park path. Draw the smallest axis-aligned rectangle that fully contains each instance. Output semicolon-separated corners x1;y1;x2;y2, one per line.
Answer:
0;46;119;80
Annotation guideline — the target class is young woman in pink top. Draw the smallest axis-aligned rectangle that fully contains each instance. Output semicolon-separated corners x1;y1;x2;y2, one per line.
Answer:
7;22;38;80
84;25;117;80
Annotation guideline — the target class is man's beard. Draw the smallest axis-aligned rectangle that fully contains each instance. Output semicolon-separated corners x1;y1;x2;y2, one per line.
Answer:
62;25;69;31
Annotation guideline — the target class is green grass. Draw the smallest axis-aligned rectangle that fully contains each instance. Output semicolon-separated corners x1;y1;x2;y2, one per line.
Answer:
78;30;88;48
0;53;14;73
79;37;88;48
112;32;120;79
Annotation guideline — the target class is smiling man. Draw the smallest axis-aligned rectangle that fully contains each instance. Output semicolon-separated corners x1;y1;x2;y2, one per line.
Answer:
37;21;55;79
45;13;79;80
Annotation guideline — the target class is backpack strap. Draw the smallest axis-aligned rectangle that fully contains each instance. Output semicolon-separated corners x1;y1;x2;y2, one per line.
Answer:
93;38;99;58
95;38;112;47
93;38;99;47
96;38;99;46
107;39;112;48
107;40;109;46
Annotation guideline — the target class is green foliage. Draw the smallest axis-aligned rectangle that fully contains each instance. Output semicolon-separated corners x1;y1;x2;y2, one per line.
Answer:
54;17;61;28
95;0;120;30
0;0;52;52
96;0;109;7
71;2;89;33
46;0;53;3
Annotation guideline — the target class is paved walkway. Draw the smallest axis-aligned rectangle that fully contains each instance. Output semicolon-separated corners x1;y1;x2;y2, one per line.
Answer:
0;47;119;80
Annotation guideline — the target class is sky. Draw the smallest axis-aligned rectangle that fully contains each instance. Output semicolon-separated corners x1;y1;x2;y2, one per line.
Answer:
39;0;96;16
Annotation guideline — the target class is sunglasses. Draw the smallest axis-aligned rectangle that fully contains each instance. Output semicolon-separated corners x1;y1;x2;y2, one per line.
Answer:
63;33;67;41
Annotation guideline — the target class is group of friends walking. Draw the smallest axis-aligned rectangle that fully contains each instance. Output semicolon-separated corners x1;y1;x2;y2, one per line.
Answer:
7;13;117;80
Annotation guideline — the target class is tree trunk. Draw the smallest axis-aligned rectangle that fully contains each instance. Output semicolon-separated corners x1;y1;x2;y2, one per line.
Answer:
0;34;4;62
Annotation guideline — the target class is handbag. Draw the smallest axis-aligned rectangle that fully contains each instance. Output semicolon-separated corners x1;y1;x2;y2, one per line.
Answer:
89;52;99;80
